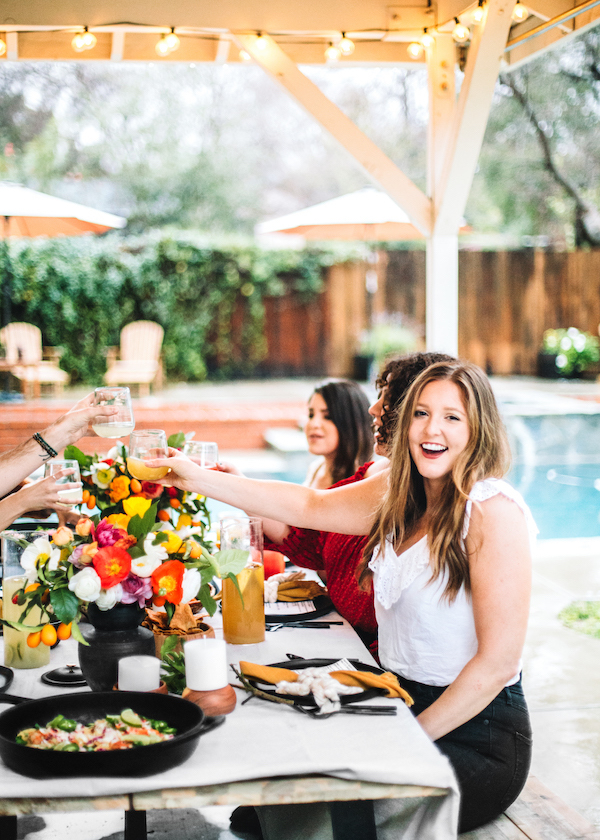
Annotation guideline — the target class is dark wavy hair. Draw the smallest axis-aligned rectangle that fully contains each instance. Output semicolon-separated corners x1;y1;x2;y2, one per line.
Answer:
311;380;373;485
375;352;456;450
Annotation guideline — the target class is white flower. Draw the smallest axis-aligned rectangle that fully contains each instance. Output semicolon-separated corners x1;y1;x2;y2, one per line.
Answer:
556;353;568;369
142;532;169;564
91;461;117;489
560;336;572;351
574;334;586;352
106;445;127;461
95;584;123;611
130;554;163;578
567;327;579;338
181;568;201;604
21;538;61;584
68;567;102;602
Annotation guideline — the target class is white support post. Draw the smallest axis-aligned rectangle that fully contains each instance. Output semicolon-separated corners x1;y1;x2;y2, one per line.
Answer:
426;235;459;355
232;33;432;237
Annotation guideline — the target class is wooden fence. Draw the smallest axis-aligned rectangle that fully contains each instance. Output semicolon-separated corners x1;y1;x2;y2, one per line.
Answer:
256;248;600;378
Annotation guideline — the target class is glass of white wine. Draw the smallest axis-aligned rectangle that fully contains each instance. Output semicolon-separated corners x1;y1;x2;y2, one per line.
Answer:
43;459;83;506
127;429;170;481
92;386;135;439
182;440;218;468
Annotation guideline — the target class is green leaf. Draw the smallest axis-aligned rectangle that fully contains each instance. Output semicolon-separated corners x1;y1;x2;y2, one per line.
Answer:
197;583;217;616
49;587;80;625
160;635;179;659
71;619;88;646
224;571;244;609
63;445;91;470
164;601;175;625
127;503;157;541
167;432;186;449
213;549;249;577
0;618;45;632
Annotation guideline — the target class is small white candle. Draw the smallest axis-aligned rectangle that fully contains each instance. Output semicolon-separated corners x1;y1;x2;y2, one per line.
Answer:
118;655;161;692
184;638;229;691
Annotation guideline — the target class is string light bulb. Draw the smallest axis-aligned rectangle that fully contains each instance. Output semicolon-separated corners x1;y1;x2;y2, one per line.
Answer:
472;1;485;23
0;37;6;58
452;18;471;43
407;41;424;59
72;27;96;52
155;34;171;56
324;42;342;61
255;32;269;50
164;28;180;52
339;33;355;55
239;49;252;61
420;29;435;48
512;1;529;21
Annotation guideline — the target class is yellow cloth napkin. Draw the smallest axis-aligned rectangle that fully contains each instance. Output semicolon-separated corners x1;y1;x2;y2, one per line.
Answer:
275;580;326;601
239;661;414;706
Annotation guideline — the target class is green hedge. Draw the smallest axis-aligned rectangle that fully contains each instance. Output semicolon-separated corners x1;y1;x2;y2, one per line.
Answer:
3;233;340;384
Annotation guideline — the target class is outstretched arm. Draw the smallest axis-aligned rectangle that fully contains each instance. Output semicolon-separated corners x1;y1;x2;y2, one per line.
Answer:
0;393;116;497
416;494;532;741
151;449;388;535
0;473;82;532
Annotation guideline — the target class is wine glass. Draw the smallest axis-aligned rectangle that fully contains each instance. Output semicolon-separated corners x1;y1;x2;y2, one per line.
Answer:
43;459;83;506
182;440;218;468
127;429;169;481
92;386;135;439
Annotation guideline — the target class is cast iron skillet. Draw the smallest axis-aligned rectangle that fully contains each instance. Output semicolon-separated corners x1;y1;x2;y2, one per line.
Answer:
0;690;223;778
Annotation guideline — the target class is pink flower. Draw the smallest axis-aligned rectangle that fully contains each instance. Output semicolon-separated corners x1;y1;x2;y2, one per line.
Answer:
141;481;164;500
96;519;126;548
120;574;153;608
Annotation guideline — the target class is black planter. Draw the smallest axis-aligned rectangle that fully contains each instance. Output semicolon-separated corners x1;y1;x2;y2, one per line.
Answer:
78;604;155;691
537;352;561;379
352;354;374;381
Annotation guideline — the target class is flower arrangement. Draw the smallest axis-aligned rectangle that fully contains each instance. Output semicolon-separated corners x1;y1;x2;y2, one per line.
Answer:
541;327;600;376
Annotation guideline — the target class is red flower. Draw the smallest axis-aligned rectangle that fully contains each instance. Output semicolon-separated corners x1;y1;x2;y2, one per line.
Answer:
141;481;163;499
167;487;179;498
92;546;132;589
151;560;185;604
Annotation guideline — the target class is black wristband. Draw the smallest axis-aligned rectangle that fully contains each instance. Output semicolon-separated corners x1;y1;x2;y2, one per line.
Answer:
33;433;58;460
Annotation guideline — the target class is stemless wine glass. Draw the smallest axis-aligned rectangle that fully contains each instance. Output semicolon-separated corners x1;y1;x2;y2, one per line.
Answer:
43;459;83;506
92;386;135;439
220;516;265;645
183;440;218;468
127;429;169;481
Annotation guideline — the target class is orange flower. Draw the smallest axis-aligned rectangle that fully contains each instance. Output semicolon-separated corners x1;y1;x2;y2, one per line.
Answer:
93;546;132;589
80;541;99;565
109;475;131;503
151;560;185;604
114;534;138;550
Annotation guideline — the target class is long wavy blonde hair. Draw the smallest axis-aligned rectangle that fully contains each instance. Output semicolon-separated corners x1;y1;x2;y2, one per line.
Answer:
358;361;511;600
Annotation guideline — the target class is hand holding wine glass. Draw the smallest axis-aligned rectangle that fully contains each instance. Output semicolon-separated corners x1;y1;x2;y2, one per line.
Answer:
92;387;135;440
182;440;218;468
43;460;83;507
127;430;170;481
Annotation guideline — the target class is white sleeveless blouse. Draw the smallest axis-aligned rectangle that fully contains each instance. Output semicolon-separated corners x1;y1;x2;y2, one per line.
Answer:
368;478;538;687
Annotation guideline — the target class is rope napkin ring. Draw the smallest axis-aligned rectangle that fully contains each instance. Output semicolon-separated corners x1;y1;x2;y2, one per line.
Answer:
264;571;327;603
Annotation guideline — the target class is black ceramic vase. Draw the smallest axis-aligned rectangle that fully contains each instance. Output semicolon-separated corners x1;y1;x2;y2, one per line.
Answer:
78;603;155;691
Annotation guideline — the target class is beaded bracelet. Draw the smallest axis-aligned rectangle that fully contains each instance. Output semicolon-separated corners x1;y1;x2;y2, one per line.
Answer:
33;432;58;460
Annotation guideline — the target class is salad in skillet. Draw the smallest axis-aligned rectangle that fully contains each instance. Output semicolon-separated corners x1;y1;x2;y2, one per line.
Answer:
16;708;177;752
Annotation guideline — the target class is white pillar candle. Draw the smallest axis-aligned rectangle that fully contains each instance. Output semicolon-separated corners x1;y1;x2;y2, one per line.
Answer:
184;638;229;691
118;655;161;691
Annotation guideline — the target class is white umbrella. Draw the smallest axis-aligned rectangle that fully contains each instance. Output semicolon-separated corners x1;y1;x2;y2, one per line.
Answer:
0;181;127;326
256;187;470;241
0;181;127;237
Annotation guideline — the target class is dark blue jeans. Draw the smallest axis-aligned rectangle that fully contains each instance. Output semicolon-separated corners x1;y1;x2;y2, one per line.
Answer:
398;676;533;834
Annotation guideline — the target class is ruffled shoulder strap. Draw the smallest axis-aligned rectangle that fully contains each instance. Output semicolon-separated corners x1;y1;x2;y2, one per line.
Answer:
463;477;538;548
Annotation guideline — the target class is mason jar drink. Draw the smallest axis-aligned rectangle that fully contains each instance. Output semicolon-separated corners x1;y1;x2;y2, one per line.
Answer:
220;517;265;644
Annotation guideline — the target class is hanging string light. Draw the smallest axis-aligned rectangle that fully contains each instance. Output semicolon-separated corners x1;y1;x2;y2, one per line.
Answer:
254;32;269;50
339;33;355;55
239;49;252;61
452;18;471;43
164;28;180;52
472;1;485;23
324;42;342;61
407;41;424;59
72;27;96;52
0;36;6;58
155;34;171;56
421;28;435;48
512;1;529;21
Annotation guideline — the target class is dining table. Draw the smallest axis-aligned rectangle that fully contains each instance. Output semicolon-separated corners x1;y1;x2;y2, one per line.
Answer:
0;604;459;840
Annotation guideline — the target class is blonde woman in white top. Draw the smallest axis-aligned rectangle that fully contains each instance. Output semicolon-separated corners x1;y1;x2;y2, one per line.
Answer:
150;361;535;833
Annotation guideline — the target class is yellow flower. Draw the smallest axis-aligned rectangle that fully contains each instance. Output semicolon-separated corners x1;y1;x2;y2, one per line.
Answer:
123;496;152;518
106;513;131;531
177;513;192;529
109;475;131;503
163;532;183;554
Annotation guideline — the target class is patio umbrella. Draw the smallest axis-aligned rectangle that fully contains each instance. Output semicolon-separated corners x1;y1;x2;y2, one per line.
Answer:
0;181;127;325
255;187;471;242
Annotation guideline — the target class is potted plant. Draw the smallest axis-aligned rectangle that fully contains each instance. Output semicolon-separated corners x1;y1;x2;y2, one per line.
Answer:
354;320;419;381
538;328;600;378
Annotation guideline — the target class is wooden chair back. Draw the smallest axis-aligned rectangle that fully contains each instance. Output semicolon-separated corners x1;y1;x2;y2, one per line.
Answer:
119;321;164;362
0;322;43;365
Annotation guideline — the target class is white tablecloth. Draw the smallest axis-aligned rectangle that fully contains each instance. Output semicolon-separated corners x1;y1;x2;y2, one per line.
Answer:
0;612;459;839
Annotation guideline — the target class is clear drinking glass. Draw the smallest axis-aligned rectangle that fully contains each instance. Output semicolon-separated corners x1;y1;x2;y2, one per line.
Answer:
127;429;169;481
220;516;265;644
92;386;135;439
43;459;83;506
182;440;218;468
1;530;51;669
